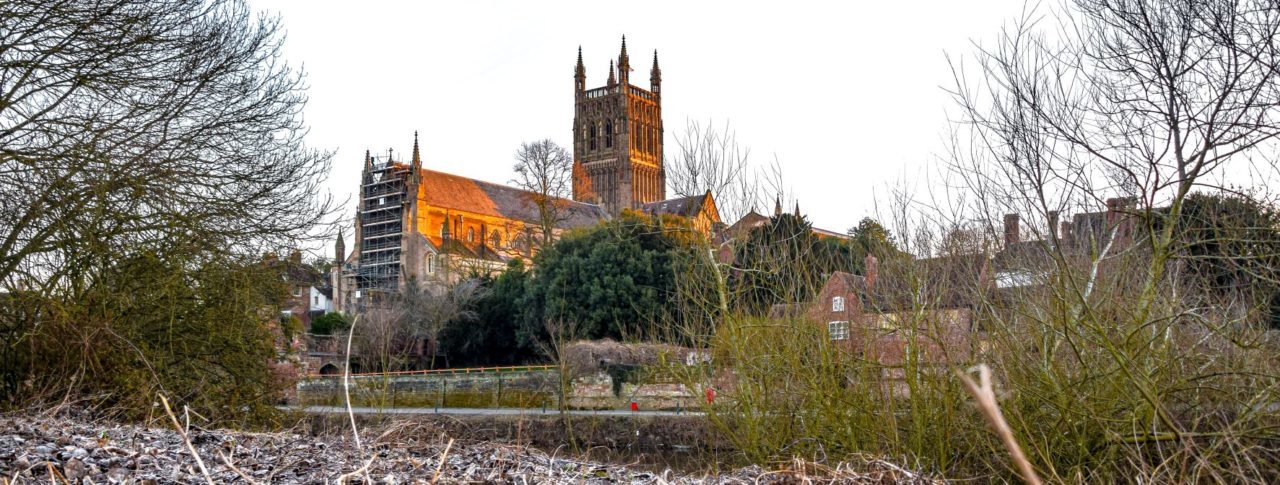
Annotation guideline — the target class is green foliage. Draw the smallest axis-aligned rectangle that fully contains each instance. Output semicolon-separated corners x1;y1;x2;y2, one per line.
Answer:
668;314;967;465
731;213;861;314
1;245;290;425
847;217;903;257
309;312;350;336
279;315;303;341
438;260;540;367
519;212;703;349
1174;191;1280;328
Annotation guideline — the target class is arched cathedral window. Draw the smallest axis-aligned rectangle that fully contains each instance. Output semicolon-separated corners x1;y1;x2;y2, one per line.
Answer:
605;121;614;148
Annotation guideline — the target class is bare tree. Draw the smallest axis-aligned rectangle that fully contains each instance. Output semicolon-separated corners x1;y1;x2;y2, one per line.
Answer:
950;0;1280;245
397;278;486;368
0;0;334;296
668;120;766;222
940;0;1280;475
512;139;572;245
352;306;412;373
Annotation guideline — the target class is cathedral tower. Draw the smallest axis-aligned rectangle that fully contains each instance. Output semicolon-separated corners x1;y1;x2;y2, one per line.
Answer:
572;36;665;215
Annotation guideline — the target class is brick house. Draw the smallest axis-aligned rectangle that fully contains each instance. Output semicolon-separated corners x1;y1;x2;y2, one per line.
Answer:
810;253;986;369
808;269;871;347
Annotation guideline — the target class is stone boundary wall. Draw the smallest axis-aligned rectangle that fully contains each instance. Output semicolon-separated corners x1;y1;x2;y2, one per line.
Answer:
295;370;707;410
295;370;559;408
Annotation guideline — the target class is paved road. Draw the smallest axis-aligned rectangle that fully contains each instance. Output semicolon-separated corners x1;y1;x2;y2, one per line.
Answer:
290;405;704;418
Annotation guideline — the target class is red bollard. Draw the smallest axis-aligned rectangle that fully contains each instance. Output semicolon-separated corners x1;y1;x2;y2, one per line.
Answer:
630;401;638;412
705;387;716;404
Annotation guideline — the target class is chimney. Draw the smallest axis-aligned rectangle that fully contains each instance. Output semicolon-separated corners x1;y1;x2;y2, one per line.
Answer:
1105;197;1125;237
1047;211;1060;240
864;254;879;293
288;249;302;265
1003;213;1020;246
1060;220;1073;246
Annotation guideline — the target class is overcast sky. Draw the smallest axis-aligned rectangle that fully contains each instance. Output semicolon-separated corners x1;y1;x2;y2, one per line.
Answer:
249;0;1027;236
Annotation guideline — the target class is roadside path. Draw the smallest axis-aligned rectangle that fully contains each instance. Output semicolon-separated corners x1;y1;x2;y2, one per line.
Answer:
291;405;704;417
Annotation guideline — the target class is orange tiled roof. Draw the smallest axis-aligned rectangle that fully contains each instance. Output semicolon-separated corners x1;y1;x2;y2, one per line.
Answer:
418;168;607;229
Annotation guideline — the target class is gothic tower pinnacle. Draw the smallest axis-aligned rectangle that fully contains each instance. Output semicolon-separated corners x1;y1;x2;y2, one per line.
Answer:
607;60;616;87
617;35;630;85
411;131;421;167
335;227;345;264
650;50;661;94
575;46;586;94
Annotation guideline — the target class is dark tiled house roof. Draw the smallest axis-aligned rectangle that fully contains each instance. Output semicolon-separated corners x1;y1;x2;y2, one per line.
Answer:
639;193;708;218
866;253;992;312
281;262;324;287
726;210;770;235
827;271;868;292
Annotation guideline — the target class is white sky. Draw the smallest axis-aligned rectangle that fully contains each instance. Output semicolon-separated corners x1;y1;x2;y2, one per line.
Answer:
249;0;1027;237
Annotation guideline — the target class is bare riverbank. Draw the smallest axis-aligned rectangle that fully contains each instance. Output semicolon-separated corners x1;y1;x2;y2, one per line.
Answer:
0;411;936;483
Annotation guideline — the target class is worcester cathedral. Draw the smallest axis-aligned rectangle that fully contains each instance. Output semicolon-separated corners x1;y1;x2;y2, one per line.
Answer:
330;37;721;312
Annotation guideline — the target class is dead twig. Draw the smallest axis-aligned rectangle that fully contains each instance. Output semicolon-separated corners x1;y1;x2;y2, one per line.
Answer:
336;458;374;484
158;394;215;485
341;316;368;482
430;438;455;485
45;462;68;485
217;451;261;485
957;364;1041;485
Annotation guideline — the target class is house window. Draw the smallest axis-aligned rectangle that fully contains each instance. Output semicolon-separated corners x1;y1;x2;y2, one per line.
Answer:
427;254;435;274
314;295;319;305
293;286;302;297
828;321;850;341
832;296;845;312
467;227;475;242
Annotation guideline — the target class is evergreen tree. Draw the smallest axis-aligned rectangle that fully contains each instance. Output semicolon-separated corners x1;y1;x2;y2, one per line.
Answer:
518;212;701;349
731;213;861;314
438;260;538;366
1174;191;1280;328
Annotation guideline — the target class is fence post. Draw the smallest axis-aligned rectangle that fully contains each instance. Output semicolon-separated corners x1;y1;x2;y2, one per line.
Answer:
495;372;504;407
437;375;444;411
